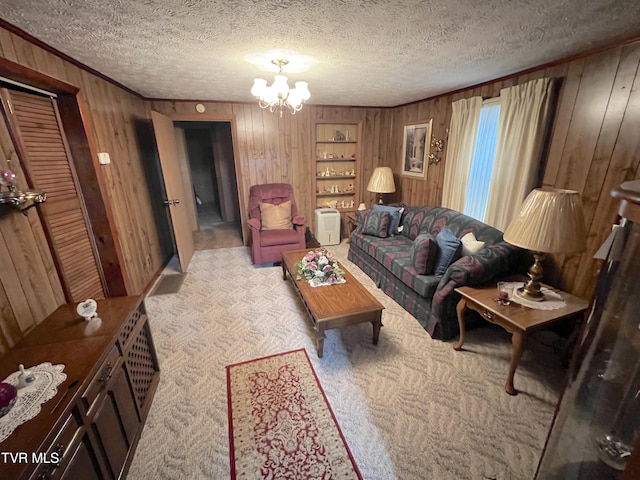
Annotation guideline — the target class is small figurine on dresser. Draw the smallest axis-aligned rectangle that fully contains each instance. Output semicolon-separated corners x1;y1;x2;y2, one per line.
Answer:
17;364;36;389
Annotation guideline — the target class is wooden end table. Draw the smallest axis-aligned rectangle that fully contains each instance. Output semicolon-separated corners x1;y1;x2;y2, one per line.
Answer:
453;283;589;395
346;212;358;243
282;249;384;357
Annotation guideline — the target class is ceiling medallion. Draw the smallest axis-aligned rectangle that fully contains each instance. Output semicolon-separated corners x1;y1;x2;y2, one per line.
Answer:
251;59;310;117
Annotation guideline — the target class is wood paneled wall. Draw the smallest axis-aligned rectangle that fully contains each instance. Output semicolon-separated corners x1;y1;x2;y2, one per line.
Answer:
386;40;640;299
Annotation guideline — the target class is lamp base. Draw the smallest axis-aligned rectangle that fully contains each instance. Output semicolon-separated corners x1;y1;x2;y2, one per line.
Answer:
517;251;546;301
376;193;384;205
515;285;544;302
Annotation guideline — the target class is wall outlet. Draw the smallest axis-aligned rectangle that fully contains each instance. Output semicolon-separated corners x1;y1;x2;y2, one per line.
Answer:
98;152;111;165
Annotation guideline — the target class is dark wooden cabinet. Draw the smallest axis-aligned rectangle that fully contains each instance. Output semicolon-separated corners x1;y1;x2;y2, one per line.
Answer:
0;296;159;480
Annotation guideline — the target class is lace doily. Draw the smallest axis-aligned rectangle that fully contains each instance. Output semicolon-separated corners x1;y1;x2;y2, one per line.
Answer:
0;363;66;442
503;282;566;310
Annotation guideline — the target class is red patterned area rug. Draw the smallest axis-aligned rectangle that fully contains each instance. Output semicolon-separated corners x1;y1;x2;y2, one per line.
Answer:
226;348;363;480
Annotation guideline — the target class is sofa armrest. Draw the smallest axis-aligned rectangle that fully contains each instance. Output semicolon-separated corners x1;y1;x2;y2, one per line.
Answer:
429;242;525;340
292;214;306;226
248;218;261;231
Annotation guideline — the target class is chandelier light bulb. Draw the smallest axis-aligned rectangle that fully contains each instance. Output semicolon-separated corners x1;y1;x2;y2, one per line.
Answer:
295;81;310;101
251;78;267;97
272;74;290;98
262;86;278;104
287;89;302;109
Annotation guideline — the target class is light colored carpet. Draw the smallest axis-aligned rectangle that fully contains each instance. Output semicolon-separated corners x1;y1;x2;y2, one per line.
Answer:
127;242;565;480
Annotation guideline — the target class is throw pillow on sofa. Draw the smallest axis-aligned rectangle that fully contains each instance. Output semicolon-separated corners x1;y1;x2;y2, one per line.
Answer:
461;231;486;256
361;210;391;237
260;201;292;230
434;227;462;275
372;204;404;236
410;233;438;275
355;208;369;233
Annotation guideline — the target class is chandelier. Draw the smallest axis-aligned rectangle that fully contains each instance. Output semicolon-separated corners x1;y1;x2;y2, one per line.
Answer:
251;59;310;117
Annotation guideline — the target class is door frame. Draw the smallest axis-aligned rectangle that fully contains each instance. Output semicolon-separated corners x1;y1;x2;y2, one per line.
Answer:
165;113;247;245
0;57;130;296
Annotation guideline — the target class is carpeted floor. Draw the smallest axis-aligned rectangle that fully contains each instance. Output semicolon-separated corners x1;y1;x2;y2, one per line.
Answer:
127;242;566;480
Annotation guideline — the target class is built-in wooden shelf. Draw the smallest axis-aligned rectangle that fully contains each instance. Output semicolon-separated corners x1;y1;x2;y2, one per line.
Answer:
317;192;355;197
316;158;356;162
317;176;356;180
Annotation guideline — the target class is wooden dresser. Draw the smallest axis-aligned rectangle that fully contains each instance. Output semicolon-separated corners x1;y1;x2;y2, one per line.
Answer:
0;296;160;479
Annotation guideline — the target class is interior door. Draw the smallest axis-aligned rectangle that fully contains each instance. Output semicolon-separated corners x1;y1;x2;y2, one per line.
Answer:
150;111;194;272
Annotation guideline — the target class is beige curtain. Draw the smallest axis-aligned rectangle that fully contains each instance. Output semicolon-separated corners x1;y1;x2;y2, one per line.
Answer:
441;96;483;211
484;78;555;230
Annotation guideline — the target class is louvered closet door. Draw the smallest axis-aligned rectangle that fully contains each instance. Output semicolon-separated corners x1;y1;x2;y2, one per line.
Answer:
4;89;105;302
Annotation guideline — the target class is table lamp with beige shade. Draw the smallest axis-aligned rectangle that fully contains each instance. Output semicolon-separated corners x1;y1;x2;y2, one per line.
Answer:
503;188;586;301
367;166;395;205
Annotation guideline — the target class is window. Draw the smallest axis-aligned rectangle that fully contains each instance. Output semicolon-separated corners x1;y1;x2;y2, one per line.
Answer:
463;98;500;222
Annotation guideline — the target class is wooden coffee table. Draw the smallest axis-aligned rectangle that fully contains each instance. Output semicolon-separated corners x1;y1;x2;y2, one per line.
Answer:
282;249;384;357
454;283;589;395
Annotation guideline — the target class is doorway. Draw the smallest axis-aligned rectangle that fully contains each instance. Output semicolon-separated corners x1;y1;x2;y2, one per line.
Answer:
174;121;243;250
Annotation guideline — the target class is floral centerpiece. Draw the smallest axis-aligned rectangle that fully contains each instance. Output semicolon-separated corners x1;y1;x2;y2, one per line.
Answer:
295;248;346;287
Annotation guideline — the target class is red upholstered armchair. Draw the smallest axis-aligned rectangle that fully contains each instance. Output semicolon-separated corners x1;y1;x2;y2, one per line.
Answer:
248;183;306;264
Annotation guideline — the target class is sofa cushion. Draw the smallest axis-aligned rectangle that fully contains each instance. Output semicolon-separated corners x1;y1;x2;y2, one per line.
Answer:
434;227;462;276
361;210;390;237
410;233;438;275
461;231;486;256
260;201;292;230
372;205;404;236
352;232;439;297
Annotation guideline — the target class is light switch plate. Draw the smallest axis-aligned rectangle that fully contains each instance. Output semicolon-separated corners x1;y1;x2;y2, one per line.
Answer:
98;152;110;165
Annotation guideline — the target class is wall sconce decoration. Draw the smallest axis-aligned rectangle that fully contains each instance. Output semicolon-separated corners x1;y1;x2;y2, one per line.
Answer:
0;164;46;215
428;130;448;165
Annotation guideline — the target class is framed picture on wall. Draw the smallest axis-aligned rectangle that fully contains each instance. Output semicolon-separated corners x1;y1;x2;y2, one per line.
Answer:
401;120;432;179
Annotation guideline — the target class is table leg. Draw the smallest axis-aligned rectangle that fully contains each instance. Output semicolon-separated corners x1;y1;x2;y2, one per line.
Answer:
282;261;287;281
315;325;326;358
371;311;383;345
453;298;467;351
506;331;525;396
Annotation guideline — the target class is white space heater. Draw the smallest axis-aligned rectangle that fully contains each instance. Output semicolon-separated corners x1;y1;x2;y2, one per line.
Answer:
314;208;341;246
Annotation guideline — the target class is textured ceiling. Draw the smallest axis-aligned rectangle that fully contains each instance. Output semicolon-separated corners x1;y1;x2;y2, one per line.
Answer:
1;1;640;107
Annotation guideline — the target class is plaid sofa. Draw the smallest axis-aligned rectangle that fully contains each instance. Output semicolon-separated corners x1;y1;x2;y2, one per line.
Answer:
348;205;525;340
